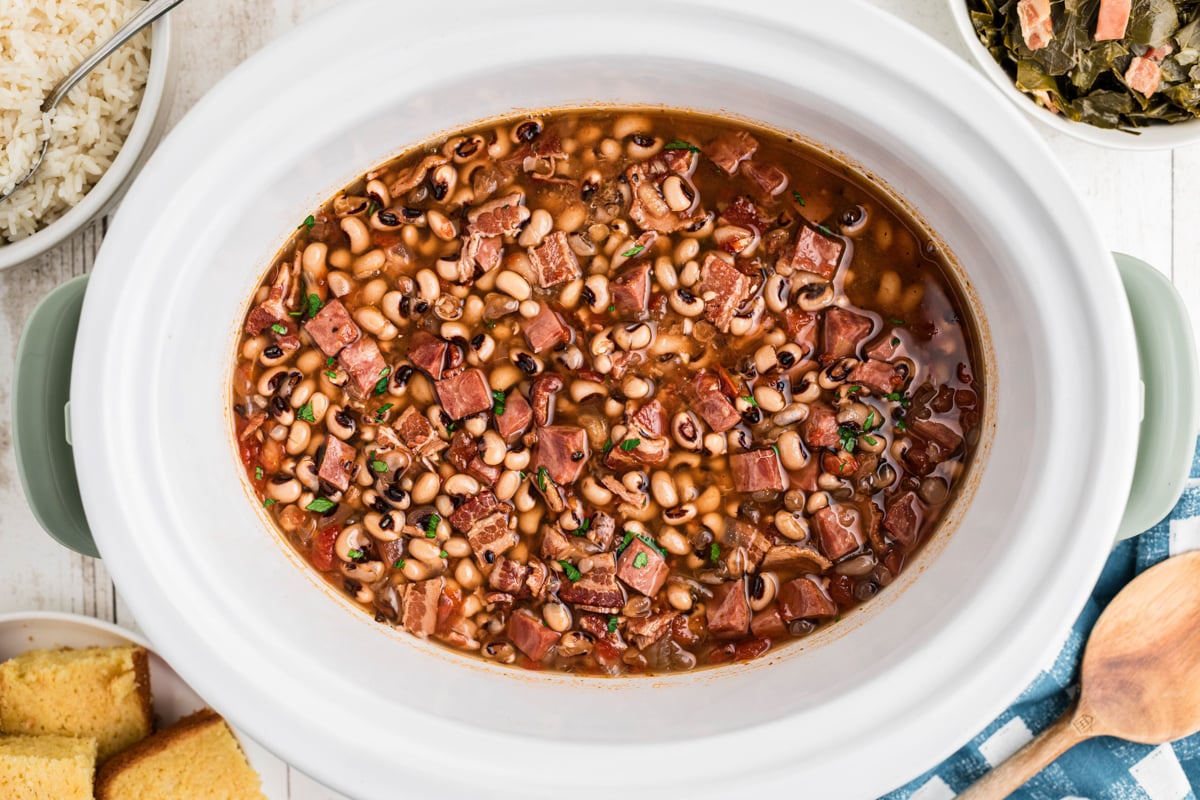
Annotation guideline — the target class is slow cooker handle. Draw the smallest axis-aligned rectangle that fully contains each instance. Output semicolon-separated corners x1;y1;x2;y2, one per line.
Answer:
11;275;99;558
1114;253;1200;541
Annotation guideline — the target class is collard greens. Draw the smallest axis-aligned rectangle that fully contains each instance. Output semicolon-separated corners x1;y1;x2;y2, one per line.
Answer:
967;0;1200;128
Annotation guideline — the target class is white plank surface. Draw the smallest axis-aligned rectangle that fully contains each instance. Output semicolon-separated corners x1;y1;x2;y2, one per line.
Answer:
0;2;1196;798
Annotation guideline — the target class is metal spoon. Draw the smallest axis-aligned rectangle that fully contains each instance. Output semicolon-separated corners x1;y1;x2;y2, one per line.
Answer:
0;0;186;203
960;550;1200;798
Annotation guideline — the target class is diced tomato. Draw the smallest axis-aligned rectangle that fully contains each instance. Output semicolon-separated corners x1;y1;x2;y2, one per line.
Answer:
260;438;284;473
311;526;339;572
436;587;464;636
232;363;254;396
592;637;624;668
238;436;261;477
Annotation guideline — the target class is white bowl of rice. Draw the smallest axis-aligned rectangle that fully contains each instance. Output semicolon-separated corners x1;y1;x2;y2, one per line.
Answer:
0;0;175;269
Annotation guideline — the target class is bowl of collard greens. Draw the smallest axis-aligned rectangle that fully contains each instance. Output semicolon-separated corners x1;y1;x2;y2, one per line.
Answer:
950;0;1200;148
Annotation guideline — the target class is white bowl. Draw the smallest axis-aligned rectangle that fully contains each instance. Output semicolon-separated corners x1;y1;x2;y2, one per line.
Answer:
946;0;1200;150
0;14;177;270
69;0;1158;797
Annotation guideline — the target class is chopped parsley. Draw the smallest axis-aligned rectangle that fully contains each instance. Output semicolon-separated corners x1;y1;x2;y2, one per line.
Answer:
289;310;303;317
306;497;335;513
373;375;389;396
889;317;906;326
620;244;645;258
817;224;836;237
558;560;582;582
574;516;592;537
379;366;391;377
896;420;908;431
394;559;406;570
324;370;338;380
306;293;323;318
863;411;876;431
891;336;901;347
620;438;641;451
602;437;613;454
254;466;263;480
884;391;904;402
771;444;780;456
425;513;440;538
633;551;649;569
374;403;393;421
297;402;316;423
709;542;721;564
606;305;615;313
367;199;379;217
371;458;388;474
791;190;806;206
607;615;618;633
326;356;335;367
536;467;549;492
837;425;858;453
347;548;364;560
446;421;456;432
270;323;287;335
741;395;758;407
492;389;506;416
299;214;315;231
663;139;700;152
439;550;449;559
263;498;277;507
863;435;878;446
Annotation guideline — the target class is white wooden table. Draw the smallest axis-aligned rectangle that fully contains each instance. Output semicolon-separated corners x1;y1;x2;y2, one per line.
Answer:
1;2;1196;797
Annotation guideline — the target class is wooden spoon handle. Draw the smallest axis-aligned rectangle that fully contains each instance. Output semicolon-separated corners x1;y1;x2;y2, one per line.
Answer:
958;705;1092;800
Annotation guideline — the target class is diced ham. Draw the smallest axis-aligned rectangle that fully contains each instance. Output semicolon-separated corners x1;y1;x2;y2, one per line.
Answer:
707;130;758;174
801;403;840;448
507;610;560;660
604;435;670;469
761;544;832;574
630;399;666;438
523;305;572;353
402;578;443;637
743;161;789;196
1095;0;1130;40
616;538;670;596
466;457;501;487
865;333;900;362
730;449;785;493
530;374;563;427
587;512;617;551
445;431;480;473
245;263;292;335
467;192;529;237
558;552;625;613
778;222;845;280
689;370;741;433
750;606;789;639
781;307;820;355
529;231;581;288
626;612;678;649
696;253;753;333
610;260;652;315
408;331;448;380
465;511;518;564
813;505;862;561
625;155;699;234
495;390;532;441
463;230;504;275
884;491;923;547
706;578;750;639
719;196;767;231
823;307;873;361
908;418;964;462
338;337;387;396
435;369;493;420
791;453;821;492
540;525;572;561
848;359;900;395
488;555;529;594
723;519;772;568
1017;0;1054;50
394;405;446;458
448;490;506;532
534;425;589;485
1125;56;1162;97
778;576;836;621
317;435;356;492
304;298;360;357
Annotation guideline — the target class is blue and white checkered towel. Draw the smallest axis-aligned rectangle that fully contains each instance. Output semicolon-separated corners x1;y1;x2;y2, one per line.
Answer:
885;438;1200;800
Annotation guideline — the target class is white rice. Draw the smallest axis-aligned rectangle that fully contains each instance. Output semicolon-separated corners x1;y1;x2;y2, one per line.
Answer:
0;0;151;243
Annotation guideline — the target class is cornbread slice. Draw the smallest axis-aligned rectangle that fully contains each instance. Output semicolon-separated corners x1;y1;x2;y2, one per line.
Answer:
0;645;153;761
97;708;265;800
0;734;97;799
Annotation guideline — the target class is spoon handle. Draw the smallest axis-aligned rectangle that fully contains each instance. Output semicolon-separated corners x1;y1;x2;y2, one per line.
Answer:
957;704;1092;800
42;0;186;112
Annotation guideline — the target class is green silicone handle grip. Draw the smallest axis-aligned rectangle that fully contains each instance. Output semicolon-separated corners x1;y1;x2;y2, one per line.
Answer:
1114;253;1200;540
12;274;98;558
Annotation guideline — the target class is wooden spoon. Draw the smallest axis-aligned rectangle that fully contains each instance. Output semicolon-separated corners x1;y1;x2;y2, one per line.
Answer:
960;550;1200;799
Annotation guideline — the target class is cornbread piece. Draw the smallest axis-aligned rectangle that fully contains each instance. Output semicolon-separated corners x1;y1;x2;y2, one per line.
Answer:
96;708;265;800
0;734;97;800
0;646;152;762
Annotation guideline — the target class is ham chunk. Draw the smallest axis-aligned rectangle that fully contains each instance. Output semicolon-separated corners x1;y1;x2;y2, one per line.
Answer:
338;337;387;396
801;403;840;448
495;390;532;441
394;405;446;458
884;490;923;547
707;130;758;174
778;577;837;621
587;512;617;551
823;307;873;361
610;260;652;315
534;425;589;485
304;298;360;357
463;230;503;275
751;607;789;638
317;435;356;492
530;374;563;427
706;578;750;639
778;222;846;280
448;490;506;532
488;555;529;594
723;519;772;568
689;370;741;433
743;161;789;196
848;359;900;395
1126;56;1162;97
523;305;572;353
1095;0;1130;40
630;399;666;438
696;253;752;333
626;612;678;649
529;231;581;288
408;331;448;380
1017;0;1054;50
508;610;560;661
909;418;964;462
465;511;518;564
402;578;443;637
558;552;625;613
616;537;670;597
730;449;785;493
782;307;820;354
813;505;862;560
761;544;832;574
604;435;670;469
468;192;529;237
435;369;492;420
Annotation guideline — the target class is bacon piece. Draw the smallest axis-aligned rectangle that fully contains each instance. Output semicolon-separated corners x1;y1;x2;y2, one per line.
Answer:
610;260;652;315
245;262;293;335
1126;56;1162;97
523;305;573;353
724;519;772;568
435;369;493;420
616;538;670;596
743;161;789;196
525;557;551;599
508;610;560;660
630;399;666;438
586;512;617;551
813;505;862;560
402;578;443;637
558;552;625;613
529;231;581;288
706;578;750;638
884;491;923;547
696;253;752;333
848;359;899;395
445;430;479;473
534;425;589;485
465;511;518;564
779;222;846;280
1017;0;1054;50
625;153;699;234
1095;0;1131;40
626;612;678;649
317;435;356;492
761;544;832;574
801;403;840;449
604;435;670;469
719;196;767;231
688;370;741;433
730;449;785;493
448;490;507;533
530;374;563;427
338;337;387;396
394;405;446;458
488;555;529;594
823;307;873;361
706;131;758;174
463;230;504;275
408;331;448;380
304;298;360;357
467;192;529;237
495;390;532;441
778;576;836;621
